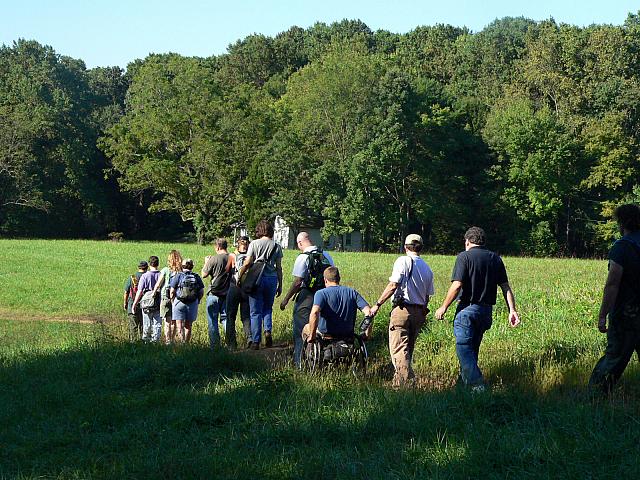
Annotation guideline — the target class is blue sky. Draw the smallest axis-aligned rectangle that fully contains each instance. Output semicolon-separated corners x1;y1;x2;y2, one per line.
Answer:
2;0;638;68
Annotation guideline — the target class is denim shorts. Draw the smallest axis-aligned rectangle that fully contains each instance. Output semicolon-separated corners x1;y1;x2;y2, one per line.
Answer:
172;299;199;322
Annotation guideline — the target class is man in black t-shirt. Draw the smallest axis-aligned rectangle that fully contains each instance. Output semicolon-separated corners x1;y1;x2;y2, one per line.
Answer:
435;227;520;389
589;204;640;393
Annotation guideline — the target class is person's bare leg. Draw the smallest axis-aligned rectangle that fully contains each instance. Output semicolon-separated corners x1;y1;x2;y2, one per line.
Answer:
175;320;184;343
184;321;193;343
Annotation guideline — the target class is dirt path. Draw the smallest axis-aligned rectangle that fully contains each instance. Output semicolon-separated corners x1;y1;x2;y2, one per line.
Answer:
0;309;115;324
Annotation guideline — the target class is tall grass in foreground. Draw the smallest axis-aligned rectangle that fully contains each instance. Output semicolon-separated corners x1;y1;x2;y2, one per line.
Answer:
2;240;640;477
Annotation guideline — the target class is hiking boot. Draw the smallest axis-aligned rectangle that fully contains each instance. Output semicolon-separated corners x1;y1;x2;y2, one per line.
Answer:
264;331;273;348
250;342;260;350
246;341;253;350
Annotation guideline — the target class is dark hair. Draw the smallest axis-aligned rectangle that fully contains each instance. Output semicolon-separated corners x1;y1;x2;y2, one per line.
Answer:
255;220;274;239
216;238;228;250
464;227;486;246
405;243;423;253
615;204;640;232
238;235;250;244
324;266;341;284
149;256;160;267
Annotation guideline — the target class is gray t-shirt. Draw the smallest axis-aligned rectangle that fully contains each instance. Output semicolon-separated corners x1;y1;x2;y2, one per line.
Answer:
203;253;230;296
246;238;283;277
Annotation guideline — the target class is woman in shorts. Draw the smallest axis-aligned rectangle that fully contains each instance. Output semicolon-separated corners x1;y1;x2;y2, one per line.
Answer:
152;249;183;344
170;258;205;343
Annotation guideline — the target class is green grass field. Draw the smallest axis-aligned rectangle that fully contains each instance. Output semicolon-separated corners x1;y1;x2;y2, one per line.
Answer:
1;239;640;479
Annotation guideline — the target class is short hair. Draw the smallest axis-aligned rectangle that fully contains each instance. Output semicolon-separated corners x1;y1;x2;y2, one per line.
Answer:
238;235;250;245
405;243;423;253
216;238;228;250
149;255;160;267
615;204;640;232
324;266;340;284
255;220;274;239
464;227;486;246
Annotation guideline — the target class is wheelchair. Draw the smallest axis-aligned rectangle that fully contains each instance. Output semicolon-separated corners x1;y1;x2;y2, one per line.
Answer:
301;332;368;376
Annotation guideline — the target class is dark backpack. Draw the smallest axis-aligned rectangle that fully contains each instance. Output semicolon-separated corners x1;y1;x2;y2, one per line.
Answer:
304;250;332;291
177;272;199;303
140;289;161;313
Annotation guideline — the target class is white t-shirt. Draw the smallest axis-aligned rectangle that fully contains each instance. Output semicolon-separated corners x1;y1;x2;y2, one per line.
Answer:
292;246;335;278
389;254;434;306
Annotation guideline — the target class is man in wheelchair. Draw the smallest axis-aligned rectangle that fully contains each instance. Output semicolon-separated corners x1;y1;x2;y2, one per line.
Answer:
301;266;373;370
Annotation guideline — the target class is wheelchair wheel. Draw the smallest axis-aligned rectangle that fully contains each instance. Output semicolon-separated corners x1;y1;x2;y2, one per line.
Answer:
301;339;322;373
351;336;368;377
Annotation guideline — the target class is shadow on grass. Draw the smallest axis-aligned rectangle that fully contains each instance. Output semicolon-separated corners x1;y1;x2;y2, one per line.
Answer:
2;337;640;479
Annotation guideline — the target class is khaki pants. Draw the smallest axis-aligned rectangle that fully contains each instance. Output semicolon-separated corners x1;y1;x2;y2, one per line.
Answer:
389;304;426;387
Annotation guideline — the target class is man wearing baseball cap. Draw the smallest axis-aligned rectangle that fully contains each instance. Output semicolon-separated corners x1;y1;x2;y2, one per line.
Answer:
370;234;435;387
123;260;148;341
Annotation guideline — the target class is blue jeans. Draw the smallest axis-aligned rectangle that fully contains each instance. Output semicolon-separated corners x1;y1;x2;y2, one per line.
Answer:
142;309;161;342
249;275;278;344
454;304;493;386
206;294;228;349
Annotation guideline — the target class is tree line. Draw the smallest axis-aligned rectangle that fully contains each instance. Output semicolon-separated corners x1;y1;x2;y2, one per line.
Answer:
2;14;640;255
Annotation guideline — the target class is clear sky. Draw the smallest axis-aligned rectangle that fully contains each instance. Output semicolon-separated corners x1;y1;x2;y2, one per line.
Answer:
1;0;638;69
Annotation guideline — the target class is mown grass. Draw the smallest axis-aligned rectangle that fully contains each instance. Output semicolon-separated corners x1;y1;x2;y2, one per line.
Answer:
1;239;640;478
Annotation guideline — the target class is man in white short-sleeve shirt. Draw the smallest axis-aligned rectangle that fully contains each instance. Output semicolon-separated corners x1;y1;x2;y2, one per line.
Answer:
280;232;334;367
370;234;435;387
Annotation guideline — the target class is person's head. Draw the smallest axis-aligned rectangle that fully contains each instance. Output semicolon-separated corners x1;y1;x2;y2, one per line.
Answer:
464;227;486;250
404;234;423;254
323;266;341;285
255;220;274;239
182;258;194;271
237;236;250;253
615;204;640;234
215;238;228;252
167;250;182;272
296;231;312;251
138;260;148;272
149;256;160;268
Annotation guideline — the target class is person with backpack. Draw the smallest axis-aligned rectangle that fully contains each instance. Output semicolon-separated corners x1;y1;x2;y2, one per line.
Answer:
226;236;252;347
123;260;148;341
132;255;162;342
151;250;183;344
280;231;334;367
589;204;640;393
237;220;283;350
170;258;205;343
370;234;435;388
202;238;233;349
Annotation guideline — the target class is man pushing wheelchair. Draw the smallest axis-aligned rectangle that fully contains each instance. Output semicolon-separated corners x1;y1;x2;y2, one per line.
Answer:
301;267;373;371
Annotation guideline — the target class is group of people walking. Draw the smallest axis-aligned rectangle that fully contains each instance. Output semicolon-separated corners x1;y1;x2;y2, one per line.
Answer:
123;204;640;393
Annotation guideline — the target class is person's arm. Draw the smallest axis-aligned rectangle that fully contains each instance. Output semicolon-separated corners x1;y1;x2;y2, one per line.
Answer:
152;275;165;295
201;256;211;279
435;281;462;320
275;256;283;298
499;282;520;327
307;304;321;342
598;260;624;333
170;287;176;301
369;282;398;317
225;254;234;273
237;255;254;284
123;290;129;311
280;276;303;310
132;286;144;312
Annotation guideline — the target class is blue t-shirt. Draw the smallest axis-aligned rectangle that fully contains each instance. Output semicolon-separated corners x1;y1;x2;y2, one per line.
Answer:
608;231;640;319
313;285;369;336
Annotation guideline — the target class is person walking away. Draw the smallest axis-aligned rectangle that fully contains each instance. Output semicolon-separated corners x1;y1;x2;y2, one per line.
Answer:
238;220;283;349
151;250;183;344
170;258;205;343
132;256;162;342
123;260;148;341
370;234;435;388
202;238;233;349
435;227;520;390
227;236;252;347
280;231;334;367
589;204;640;394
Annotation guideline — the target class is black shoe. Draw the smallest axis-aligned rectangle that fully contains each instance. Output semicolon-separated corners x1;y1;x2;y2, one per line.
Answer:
250;342;260;350
264;331;272;348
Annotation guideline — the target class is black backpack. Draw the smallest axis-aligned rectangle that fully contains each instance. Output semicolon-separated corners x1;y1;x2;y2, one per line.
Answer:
177;272;199;303
304;250;332;291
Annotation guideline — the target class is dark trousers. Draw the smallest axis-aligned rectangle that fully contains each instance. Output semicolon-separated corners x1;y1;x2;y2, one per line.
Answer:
128;311;143;341
589;308;640;393
227;284;251;342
